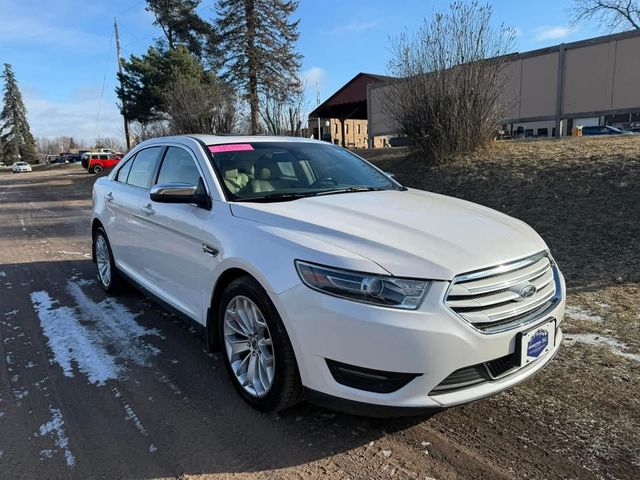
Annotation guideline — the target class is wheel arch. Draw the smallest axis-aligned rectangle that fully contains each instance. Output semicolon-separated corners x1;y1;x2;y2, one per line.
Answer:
206;267;271;353
91;218;105;263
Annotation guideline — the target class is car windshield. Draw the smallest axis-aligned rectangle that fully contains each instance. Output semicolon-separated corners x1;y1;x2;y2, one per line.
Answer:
16;162;27;166
207;141;401;202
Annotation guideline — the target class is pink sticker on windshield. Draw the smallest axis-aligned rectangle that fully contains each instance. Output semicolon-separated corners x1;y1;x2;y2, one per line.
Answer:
209;144;254;153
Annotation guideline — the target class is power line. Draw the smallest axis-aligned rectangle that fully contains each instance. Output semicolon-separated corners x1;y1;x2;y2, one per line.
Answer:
94;27;115;141
113;0;147;18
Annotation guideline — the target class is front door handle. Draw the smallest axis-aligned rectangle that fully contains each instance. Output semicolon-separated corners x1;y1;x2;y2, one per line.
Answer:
141;203;155;215
104;192;113;202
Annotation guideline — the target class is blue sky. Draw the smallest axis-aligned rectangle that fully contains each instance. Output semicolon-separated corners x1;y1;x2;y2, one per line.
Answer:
0;0;604;142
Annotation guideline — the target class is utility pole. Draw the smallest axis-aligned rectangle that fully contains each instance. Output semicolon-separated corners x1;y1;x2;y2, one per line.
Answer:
316;82;321;141
114;18;131;150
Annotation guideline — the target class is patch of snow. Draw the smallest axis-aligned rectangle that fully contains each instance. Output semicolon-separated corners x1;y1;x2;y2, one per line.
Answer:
13;390;29;400
565;333;640;362
37;407;75;467
565;305;604;323
31;290;118;384
40;449;53;459
30;280;162;385
112;387;157;453
25;361;36;368
4;309;18;317
381;450;392;458
0;271;5;277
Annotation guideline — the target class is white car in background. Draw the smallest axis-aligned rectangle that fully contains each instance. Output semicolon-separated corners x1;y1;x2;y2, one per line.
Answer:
91;135;565;415
12;161;32;173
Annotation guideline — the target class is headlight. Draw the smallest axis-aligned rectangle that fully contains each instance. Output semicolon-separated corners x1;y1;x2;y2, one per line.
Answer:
295;261;430;310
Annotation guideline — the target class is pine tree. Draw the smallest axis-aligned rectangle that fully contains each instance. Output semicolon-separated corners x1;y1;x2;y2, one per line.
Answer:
146;0;218;61
215;0;302;133
0;64;37;163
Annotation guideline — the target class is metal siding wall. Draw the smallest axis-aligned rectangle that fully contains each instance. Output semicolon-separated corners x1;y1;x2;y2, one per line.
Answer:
367;32;640;137
520;53;559;118
611;36;640;109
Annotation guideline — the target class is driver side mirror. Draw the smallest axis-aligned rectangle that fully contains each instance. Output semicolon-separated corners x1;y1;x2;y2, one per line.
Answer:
150;182;211;210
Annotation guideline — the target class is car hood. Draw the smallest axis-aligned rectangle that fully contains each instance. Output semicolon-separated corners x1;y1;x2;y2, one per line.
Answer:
229;189;547;280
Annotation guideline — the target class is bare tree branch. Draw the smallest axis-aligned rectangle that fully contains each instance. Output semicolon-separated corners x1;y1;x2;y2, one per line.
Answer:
571;0;640;30
385;1;515;162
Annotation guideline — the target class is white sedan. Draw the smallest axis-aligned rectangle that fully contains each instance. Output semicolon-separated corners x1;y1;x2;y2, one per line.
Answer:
91;135;565;415
12;161;32;173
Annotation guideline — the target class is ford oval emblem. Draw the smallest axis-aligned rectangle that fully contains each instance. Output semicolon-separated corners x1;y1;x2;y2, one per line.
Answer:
519;284;537;298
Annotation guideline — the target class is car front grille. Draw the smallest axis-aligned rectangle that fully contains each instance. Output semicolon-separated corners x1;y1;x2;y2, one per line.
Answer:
445;252;559;333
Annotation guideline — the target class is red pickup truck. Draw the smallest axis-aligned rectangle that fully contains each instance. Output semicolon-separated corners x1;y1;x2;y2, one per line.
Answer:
87;153;120;174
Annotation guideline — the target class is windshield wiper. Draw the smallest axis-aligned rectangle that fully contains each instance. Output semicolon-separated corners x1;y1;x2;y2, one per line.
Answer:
312;186;387;196
236;192;314;203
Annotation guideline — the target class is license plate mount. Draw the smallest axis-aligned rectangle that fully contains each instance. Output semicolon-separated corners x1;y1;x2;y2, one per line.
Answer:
519;319;556;367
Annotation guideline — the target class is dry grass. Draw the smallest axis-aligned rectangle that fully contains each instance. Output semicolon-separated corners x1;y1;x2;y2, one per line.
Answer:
360;136;640;479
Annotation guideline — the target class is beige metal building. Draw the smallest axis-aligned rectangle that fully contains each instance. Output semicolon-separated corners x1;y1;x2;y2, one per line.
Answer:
368;30;640;140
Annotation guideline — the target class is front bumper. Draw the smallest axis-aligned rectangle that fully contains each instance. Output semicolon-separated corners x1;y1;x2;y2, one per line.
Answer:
271;270;565;411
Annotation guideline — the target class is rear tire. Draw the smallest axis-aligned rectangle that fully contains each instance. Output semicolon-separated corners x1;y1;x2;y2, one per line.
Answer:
93;227;124;293
219;276;302;412
93;164;103;174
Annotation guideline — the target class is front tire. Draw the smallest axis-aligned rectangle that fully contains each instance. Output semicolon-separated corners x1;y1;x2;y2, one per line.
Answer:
219;276;302;412
93;227;124;293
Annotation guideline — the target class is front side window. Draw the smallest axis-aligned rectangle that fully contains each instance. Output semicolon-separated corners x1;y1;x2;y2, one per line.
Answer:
156;147;201;186
126;147;162;189
207;142;400;202
115;157;134;183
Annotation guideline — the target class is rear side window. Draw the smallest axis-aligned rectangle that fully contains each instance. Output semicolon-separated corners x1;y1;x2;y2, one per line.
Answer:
156;147;201;186
126;147;162;189
99;154;108;160
115;157;133;182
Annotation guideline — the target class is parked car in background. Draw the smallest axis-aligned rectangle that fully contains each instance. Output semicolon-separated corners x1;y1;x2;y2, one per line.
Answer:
91;135;565;415
581;125;630;136
46;155;60;164
87;153;120;174
97;148;124;158
12;161;32;173
61;153;82;163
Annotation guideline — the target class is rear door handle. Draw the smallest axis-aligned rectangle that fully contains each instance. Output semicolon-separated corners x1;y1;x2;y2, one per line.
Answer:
141;203;155;215
104;192;113;202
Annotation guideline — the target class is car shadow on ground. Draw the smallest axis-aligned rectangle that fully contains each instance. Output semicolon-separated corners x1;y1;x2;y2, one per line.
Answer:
0;258;435;477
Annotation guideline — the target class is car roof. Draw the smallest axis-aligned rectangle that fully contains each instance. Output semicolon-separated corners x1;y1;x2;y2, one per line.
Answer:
141;134;324;147
191;134;322;145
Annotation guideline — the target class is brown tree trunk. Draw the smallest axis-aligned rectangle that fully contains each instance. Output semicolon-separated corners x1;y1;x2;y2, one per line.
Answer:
246;0;259;134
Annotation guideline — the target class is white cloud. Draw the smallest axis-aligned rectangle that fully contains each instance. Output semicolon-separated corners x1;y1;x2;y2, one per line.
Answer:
301;66;326;89
330;20;377;34
24;87;122;142
534;26;575;42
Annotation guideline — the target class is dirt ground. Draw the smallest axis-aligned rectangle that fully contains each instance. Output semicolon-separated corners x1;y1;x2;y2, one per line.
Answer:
0;136;638;479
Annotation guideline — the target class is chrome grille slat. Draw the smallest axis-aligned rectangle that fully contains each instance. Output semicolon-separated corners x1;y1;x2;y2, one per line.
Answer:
445;252;558;333
450;257;550;296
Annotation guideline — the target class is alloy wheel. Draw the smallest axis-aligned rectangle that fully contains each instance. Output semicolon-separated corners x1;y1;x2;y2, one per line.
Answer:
95;234;111;287
223;295;275;398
